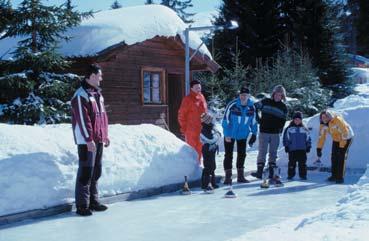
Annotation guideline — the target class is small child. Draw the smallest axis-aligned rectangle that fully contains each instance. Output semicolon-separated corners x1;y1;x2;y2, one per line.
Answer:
282;111;311;180
200;112;221;192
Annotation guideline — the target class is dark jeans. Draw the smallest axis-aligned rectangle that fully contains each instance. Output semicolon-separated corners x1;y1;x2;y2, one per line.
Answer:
288;150;307;178
75;143;103;208
202;143;217;189
331;139;352;180
223;138;246;170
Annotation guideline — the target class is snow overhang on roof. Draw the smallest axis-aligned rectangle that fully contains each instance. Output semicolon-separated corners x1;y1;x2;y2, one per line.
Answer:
0;4;213;61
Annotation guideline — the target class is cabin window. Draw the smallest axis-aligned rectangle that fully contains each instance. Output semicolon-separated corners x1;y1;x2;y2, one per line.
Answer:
141;67;166;105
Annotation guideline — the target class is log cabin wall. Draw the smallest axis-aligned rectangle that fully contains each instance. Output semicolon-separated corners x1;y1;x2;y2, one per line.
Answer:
96;36;188;129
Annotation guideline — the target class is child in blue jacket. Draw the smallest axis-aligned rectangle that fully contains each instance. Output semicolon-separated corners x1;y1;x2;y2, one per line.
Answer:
283;111;311;180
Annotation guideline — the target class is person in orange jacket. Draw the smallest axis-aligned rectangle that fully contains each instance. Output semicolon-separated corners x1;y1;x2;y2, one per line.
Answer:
178;80;208;163
317;110;354;184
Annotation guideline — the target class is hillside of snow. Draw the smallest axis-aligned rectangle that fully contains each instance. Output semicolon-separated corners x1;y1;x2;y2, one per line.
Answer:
0;124;200;216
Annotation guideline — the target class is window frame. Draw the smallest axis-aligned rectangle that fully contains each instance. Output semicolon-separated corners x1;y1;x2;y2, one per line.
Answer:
141;67;166;106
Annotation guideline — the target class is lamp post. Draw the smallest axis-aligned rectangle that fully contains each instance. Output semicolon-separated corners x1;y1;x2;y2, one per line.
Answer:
184;20;239;94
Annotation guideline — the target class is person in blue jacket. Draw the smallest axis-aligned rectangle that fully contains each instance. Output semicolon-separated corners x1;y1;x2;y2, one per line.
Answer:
222;86;258;184
283;111;311;180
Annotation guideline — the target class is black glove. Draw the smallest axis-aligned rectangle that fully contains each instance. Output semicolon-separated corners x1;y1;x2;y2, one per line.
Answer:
317;148;322;157
285;146;289;153
307;147;311;153
248;134;257;147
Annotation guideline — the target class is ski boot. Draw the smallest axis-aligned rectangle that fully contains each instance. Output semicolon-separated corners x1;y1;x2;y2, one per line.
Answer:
204;183;215;194
224;181;237;198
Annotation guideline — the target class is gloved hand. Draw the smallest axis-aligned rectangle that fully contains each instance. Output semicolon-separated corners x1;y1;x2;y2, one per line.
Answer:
307;147;311;153
248;134;257;147
317;148;322;157
284;146;289;153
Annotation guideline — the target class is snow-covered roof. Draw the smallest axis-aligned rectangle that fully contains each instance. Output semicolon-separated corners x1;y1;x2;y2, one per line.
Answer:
0;5;212;60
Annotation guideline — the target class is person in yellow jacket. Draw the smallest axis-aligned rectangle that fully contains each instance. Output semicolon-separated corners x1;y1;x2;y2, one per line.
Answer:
317;110;354;183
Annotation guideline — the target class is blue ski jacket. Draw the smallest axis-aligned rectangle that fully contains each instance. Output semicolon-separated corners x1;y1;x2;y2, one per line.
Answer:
222;98;258;140
283;122;311;151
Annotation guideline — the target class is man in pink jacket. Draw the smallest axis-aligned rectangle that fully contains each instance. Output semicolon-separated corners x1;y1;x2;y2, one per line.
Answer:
71;64;110;216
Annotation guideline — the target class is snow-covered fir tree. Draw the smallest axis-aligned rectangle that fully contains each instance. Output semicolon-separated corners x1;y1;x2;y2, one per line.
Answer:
161;0;194;23
110;0;122;9
0;0;13;34
212;0;285;69
0;0;92;124
145;0;155;4
356;0;369;55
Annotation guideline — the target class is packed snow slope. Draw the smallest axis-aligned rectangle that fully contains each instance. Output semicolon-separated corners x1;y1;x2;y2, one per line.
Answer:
0;124;200;216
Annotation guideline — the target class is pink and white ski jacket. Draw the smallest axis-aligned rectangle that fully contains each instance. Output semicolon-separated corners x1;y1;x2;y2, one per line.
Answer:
71;85;109;145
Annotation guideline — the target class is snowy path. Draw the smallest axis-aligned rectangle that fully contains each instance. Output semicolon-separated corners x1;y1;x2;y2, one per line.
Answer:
0;171;362;241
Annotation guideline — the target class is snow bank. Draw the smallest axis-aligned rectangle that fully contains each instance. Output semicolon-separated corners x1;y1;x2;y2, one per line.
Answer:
230;167;369;241
0;5;211;60
0;124;200;216
277;83;369;169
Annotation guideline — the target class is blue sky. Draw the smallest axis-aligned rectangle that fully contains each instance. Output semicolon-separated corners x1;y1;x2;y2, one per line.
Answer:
10;0;221;13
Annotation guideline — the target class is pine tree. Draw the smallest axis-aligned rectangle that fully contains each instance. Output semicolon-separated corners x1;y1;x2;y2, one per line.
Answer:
1;0;92;80
0;0;13;34
249;47;331;117
145;0;155;4
0;0;92;124
356;0;369;55
161;0;194;23
212;0;285;70
315;0;347;85
111;0;122;9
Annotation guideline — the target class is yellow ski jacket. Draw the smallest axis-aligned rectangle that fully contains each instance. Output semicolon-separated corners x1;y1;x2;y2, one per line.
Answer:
317;115;354;149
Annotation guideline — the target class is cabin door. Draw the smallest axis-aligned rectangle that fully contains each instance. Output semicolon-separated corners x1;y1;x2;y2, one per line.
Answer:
167;73;184;137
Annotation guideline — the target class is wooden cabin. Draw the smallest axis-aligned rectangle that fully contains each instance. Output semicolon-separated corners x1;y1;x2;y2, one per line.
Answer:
0;5;219;135
68;35;218;135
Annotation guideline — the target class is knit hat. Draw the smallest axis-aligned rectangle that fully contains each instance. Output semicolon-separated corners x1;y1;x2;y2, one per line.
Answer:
200;112;213;124
240;86;250;94
190;80;201;88
292;111;303;120
271;85;286;101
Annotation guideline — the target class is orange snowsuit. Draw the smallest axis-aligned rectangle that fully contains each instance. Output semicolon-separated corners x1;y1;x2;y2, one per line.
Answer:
178;90;208;162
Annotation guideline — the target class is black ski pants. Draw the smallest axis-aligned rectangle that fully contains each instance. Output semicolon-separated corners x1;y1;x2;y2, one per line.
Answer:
202;143;217;189
223;138;246;170
331;139;352;181
288;150;307;178
75;143;103;209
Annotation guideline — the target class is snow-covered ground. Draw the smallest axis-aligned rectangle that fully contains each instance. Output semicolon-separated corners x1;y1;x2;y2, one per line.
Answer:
0;171;363;241
233;169;369;241
0;124;200;216
2;83;369;241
